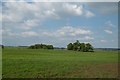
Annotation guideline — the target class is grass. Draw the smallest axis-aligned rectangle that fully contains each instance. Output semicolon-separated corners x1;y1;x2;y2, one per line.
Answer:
2;47;118;78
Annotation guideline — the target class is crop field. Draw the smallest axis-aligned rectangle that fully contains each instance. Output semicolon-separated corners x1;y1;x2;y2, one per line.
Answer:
2;47;118;78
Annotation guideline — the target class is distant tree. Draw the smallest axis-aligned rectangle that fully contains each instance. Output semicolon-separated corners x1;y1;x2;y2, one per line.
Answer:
73;40;80;51
28;45;35;49
73;44;78;51
80;43;86;52
86;43;94;52
28;44;54;49
76;40;79;45
77;44;81;51
47;45;54;49
67;40;94;52
67;43;73;50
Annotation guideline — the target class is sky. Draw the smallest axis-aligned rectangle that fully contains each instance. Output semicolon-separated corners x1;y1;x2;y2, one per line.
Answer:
1;0;118;48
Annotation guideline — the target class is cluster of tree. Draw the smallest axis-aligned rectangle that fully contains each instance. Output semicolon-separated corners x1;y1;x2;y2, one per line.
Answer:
54;47;66;50
28;44;54;49
67;40;94;52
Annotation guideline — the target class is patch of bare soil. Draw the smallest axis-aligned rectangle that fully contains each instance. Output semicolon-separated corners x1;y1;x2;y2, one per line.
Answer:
65;63;118;78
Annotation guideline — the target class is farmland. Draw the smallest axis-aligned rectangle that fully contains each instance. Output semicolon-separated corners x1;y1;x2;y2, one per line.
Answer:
2;47;118;78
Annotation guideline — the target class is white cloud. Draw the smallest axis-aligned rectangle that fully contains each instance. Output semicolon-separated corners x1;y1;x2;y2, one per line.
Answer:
21;31;38;37
100;40;107;43
62;3;95;17
88;3;118;15
3;0;119;2
2;2;94;40
44;9;60;19
104;21;116;34
104;30;113;34
42;32;53;37
63;3;83;16
105;21;116;28
84;36;94;40
2;28;20;37
2;2;94;22
56;26;92;37
40;26;93;38
21;19;39;30
85;10;95;18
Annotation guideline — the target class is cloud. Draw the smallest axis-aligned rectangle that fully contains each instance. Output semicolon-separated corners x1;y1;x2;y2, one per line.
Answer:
3;0;119;2
105;21;116;28
87;2;118;15
56;26;92;37
85;10;95;18
2;2;94;21
62;3;95;17
63;3;83;16
100;40;107;43
3;26;94;41
21;19;39;30
40;26;93;39
42;32;53;37
104;30;113;34
44;9;60;19
2;2;95;32
21;31;38;37
84;36;94;40
104;21;116;34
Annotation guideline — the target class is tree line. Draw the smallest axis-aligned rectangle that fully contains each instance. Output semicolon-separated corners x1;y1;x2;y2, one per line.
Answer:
28;44;54;49
67;40;94;52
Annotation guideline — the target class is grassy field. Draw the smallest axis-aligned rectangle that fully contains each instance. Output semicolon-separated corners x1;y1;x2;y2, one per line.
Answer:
2;47;118;78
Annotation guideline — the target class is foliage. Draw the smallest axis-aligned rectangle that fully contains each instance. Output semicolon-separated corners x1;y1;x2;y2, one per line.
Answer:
28;44;54;49
67;40;94;52
67;43;73;50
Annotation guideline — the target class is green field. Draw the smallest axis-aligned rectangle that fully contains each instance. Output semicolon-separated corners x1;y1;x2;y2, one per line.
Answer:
2;47;118;78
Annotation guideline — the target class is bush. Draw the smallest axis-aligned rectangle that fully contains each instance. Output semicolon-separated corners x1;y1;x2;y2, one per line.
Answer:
67;43;73;50
67;40;94;52
28;44;54;49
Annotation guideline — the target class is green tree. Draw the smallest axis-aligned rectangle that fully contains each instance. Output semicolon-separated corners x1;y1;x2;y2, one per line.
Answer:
28;44;54;49
72;40;78;51
67;40;94;52
47;45;54;49
67;43;73;50
86;43;94;52
35;44;41;49
42;44;48;49
28;45;35;49
81;43;86;52
77;43;81;51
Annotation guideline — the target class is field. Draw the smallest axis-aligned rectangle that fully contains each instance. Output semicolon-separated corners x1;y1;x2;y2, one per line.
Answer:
2;47;118;78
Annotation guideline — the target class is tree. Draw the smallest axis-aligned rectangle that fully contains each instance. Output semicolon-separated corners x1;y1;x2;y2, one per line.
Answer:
28;44;54;49
29;45;35;49
86;43;94;52
47;45;54;49
80;43;86;52
73;40;80;51
67;40;94;52
67;43;73;50
77;44;81;51
42;44;47;49
73;44;78;51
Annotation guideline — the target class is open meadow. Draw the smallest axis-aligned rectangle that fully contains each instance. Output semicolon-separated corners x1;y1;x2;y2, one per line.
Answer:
2;47;118;78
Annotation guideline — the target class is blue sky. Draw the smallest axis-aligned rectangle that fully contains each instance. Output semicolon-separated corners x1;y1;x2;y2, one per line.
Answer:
1;1;118;48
